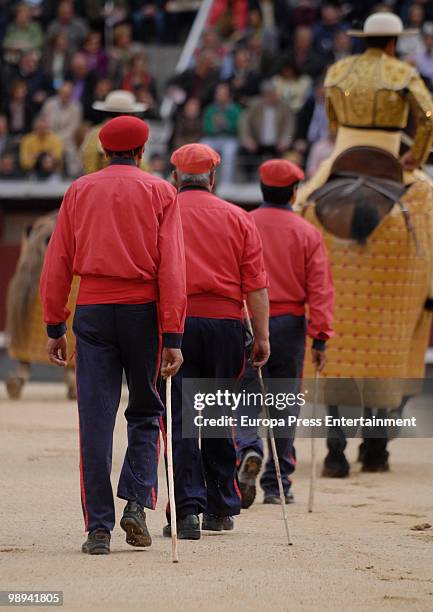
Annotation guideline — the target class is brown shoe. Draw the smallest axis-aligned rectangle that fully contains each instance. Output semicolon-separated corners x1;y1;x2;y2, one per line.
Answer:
120;501;152;547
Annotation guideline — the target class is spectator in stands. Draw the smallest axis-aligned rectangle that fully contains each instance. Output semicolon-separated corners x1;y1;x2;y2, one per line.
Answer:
291;0;318;29
313;3;345;61
66;53;96;120
293;78;328;160
135;85;160;119
42;31;74;91
332;29;352;62
3;79;33;136
87;77;114;124
82;31;109;78
416;22;433;88
80;0;129;26
2;3;43;61
246;32;276;79
172;97;203;149
272;59;312;113
33;151;62;181
130;0;170;43
290;25;326;78
46;0;89;52
19;115;64;173
209;0;250;35
223;47;261;105
239;80;295;175
197;28;226;63
0;115;15;157
0;152;21;179
398;2;425;60
306;132;335;178
122;53;158;101
201;83;242;184
11;51;52;116
244;5;279;53
41;81;83;177
306;82;328;148
168;51;220;109
108;22;145;84
251;0;297;50
148;152;166;178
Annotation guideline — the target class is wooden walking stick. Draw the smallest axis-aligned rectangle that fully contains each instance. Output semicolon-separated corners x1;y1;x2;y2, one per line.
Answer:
165;375;179;562
308;370;320;513
243;301;293;546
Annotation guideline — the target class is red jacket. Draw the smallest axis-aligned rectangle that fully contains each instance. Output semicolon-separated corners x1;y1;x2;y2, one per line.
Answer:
250;204;334;340
40;161;186;345
178;187;267;319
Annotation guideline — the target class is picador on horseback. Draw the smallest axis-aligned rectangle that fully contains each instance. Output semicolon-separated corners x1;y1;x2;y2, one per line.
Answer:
297;12;433;476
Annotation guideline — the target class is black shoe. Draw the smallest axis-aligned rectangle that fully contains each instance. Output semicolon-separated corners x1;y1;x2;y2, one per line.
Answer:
238;450;263;509
202;514;234;532
81;529;110;555
322;450;350;478
263;492;294;505
162;514;201;540
221;516;234;531
120;501;152;547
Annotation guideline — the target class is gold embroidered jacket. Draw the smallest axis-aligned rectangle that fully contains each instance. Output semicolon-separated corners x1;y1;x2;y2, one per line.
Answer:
325;48;433;164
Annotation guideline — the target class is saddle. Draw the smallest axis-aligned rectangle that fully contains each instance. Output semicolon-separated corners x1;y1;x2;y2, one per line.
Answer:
307;146;419;252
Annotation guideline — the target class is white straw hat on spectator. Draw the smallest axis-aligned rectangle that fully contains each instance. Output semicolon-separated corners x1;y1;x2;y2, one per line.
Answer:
92;90;147;113
348;13;418;37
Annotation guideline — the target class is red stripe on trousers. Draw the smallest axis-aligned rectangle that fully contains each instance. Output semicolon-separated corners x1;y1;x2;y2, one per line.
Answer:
78;413;89;531
234;477;242;499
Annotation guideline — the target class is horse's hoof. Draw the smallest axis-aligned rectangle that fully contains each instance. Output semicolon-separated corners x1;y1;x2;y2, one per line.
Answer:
321;450;350;478
6;375;24;399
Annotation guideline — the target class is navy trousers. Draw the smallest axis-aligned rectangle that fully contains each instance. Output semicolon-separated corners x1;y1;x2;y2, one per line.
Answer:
73;303;163;533
236;314;306;496
162;316;245;519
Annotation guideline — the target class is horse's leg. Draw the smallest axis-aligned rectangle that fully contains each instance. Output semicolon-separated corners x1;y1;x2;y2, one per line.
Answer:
322;405;350;478
359;407;390;472
6;361;31;399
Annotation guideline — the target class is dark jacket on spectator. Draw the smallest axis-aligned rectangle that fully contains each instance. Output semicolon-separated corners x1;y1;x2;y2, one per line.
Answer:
169;68;220;109
172;115;203;149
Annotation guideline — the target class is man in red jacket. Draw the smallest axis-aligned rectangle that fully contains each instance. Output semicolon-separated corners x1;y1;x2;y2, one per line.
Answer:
40;116;186;555
162;143;270;540
236;159;334;508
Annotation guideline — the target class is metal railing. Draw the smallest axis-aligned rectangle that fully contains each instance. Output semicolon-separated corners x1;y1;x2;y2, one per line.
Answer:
160;0;214;120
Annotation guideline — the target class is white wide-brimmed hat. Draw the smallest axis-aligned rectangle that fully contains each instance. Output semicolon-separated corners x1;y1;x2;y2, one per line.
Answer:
348;12;418;38
92;90;147;113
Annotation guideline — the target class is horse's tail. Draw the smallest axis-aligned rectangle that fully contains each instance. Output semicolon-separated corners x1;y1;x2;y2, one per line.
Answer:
6;212;58;347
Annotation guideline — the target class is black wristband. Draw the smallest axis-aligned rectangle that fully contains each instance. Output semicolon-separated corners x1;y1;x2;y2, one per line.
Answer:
162;333;183;349
312;338;326;351
47;323;67;339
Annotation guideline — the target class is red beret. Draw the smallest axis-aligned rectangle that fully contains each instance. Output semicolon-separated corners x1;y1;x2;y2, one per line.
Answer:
99;116;149;151
171;144;221;174
259;159;304;187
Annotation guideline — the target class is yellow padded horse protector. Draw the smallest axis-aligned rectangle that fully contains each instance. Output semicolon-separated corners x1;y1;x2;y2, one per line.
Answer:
302;177;433;407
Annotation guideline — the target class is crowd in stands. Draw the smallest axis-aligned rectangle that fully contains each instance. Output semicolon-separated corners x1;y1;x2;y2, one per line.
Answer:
0;0;433;183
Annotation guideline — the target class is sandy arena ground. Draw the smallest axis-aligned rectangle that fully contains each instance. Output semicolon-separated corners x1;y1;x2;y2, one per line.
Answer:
0;382;432;611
